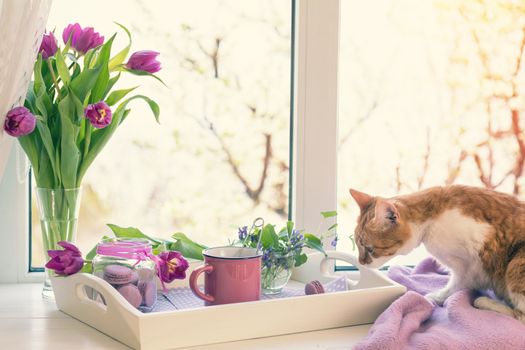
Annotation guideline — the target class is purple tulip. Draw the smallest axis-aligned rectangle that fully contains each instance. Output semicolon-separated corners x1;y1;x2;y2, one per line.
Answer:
63;23;104;53
126;50;161;73
45;241;84;276
158;251;189;283
62;23;81;45
84;101;112;129
3;106;36;137
39;31;58;59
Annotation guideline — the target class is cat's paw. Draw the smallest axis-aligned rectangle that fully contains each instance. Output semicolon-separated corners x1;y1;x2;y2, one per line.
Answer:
425;290;449;306
474;296;514;317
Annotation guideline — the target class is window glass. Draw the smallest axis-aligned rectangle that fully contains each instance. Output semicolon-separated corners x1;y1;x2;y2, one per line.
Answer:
338;0;525;265
31;0;292;267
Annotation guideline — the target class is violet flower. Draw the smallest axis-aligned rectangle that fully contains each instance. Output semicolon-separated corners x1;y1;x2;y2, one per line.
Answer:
39;31;58;59
262;247;273;268
238;226;248;241
84;101;112;129
3;106;36;137
63;23;104;53
45;241;84;276
158;251;189;283
126;50;161;73
290;229;304;247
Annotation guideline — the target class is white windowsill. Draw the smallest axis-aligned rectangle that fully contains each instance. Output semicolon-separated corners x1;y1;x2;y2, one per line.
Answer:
0;283;370;349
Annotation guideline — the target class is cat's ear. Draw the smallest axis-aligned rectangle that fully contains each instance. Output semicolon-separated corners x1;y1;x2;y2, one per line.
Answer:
349;189;374;211
374;199;400;225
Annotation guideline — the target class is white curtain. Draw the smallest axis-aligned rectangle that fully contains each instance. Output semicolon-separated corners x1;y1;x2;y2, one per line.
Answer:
0;0;52;182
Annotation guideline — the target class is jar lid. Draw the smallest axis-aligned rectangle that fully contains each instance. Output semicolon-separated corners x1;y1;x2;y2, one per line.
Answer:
96;238;153;258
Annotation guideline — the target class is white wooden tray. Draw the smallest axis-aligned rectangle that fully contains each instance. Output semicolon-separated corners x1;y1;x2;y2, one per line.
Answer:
51;251;406;350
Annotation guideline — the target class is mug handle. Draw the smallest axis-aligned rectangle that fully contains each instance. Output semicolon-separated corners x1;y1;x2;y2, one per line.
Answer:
320;250;363;276
189;265;215;303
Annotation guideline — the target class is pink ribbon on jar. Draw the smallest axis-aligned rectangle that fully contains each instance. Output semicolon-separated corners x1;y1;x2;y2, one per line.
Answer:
96;240;167;291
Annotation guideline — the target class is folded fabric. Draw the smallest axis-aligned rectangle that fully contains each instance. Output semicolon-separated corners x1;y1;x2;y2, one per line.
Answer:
354;258;525;350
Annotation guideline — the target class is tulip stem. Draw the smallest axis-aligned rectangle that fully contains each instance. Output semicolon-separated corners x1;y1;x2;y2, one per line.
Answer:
47;59;62;99
83;122;92;165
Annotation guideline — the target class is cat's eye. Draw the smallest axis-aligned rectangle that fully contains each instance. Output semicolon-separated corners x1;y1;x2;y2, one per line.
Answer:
365;246;374;254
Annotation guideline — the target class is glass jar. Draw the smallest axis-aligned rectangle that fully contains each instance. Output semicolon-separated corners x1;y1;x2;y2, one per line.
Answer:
92;238;157;312
261;251;295;295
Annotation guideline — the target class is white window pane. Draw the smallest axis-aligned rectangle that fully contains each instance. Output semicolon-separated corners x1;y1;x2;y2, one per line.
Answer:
338;0;525;265
31;0;292;267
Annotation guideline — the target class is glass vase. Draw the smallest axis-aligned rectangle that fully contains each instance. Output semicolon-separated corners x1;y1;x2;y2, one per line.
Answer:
35;187;82;299
261;253;295;295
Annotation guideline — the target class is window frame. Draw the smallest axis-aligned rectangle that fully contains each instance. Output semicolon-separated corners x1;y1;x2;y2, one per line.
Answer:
0;144;44;282
292;0;340;239
0;0;343;283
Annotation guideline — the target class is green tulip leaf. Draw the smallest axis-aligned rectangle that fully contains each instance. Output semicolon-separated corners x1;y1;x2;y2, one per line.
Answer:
90;34;115;103
118;95;160;124
36;121;59;184
70;37;115;103
107;223;161;244
103;73;121;97
80;262;92;273
58;98;80;189
24;82;37;112
33;56;53;118
35;94;50;120
83;49;96;70
37;146;54;188
105;86;138;106
70;64;102;103
171;232;207;260
55;50;71;84
33;55;45;96
109;22;132;71
17;133;39;177
123;68;167;87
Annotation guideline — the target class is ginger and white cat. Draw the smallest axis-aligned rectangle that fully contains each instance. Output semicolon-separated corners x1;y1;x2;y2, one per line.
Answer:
350;185;525;323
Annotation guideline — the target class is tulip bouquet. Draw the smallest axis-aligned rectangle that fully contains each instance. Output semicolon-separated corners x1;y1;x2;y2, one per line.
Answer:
3;23;163;296
4;23;162;189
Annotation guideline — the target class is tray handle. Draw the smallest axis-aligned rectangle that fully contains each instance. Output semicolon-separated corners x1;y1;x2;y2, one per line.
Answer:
320;251;395;288
52;273;142;319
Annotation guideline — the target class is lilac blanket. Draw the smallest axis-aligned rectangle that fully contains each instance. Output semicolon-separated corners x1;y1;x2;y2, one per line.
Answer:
355;258;525;350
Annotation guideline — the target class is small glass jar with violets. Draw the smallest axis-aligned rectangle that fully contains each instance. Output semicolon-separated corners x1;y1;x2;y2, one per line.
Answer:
92;238;158;312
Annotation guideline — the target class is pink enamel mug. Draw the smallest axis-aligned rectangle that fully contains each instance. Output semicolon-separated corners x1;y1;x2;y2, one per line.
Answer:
189;246;262;306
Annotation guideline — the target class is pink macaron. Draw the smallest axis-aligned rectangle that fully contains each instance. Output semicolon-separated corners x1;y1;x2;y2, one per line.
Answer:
305;280;325;295
139;280;157;307
117;284;142;308
103;265;134;285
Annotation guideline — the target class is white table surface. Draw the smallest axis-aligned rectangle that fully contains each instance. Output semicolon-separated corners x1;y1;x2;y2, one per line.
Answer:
0;283;371;350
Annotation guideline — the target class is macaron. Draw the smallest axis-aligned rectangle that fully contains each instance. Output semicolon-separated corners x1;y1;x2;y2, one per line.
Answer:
103;265;134;285
117;284;142;308
305;280;325;295
130;270;139;285
136;268;155;280
139;280;157;307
